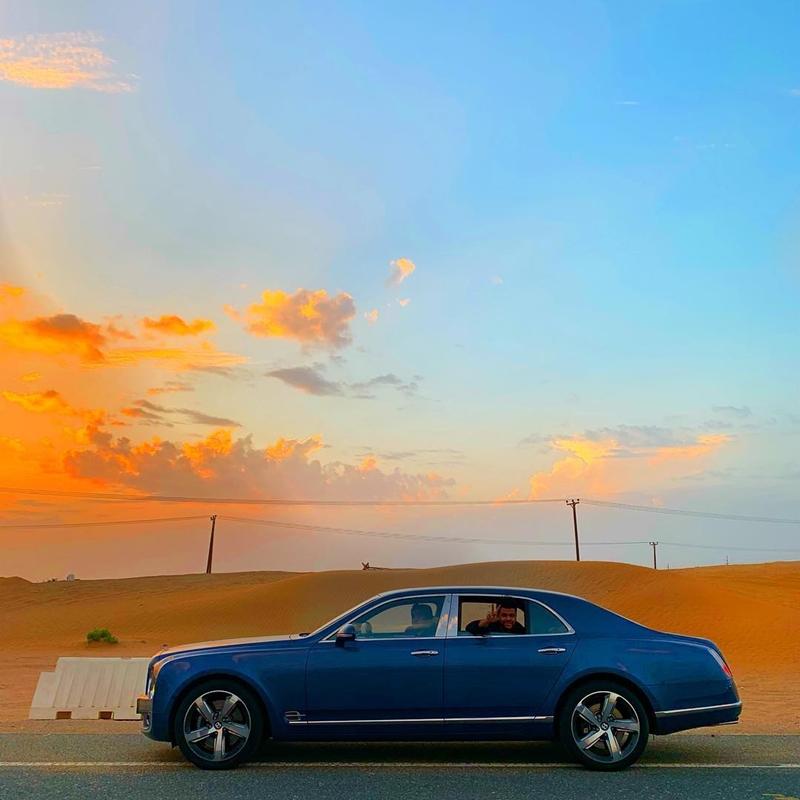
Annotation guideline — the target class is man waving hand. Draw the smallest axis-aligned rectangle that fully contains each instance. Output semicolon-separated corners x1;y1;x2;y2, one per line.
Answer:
465;598;525;635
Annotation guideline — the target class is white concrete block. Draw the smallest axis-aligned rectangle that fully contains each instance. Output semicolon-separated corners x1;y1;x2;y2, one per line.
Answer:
29;657;151;720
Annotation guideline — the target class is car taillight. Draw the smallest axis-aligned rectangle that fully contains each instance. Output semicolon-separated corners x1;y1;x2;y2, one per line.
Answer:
707;647;732;678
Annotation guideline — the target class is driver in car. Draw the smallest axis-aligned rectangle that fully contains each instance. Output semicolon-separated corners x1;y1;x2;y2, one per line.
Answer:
404;603;438;637
466;598;525;635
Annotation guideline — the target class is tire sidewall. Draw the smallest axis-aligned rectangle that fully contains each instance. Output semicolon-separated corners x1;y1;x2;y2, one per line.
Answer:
173;679;265;770
559;679;650;771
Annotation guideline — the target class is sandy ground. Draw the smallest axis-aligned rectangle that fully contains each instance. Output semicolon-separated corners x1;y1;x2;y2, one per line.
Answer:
1;561;798;734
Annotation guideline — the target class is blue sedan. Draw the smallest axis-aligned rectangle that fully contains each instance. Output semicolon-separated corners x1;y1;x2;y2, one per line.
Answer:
136;586;741;770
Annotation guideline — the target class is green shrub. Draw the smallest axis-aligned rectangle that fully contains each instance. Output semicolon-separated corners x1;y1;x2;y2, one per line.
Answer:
87;628;118;644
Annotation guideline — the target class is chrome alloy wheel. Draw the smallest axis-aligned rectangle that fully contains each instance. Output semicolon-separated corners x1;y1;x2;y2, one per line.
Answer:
570;690;641;765
182;690;252;763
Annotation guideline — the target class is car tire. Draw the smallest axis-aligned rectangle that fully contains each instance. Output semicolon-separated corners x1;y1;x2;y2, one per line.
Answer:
173;679;265;770
558;679;650;771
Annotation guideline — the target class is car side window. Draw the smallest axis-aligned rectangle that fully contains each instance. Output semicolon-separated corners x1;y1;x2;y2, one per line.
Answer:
350;596;446;639
457;596;528;635
527;601;569;634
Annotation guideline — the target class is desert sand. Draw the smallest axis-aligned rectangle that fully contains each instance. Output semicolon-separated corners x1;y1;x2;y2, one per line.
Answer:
1;560;798;734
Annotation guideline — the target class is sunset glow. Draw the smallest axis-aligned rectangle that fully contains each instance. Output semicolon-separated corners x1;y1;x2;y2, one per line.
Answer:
1;2;797;580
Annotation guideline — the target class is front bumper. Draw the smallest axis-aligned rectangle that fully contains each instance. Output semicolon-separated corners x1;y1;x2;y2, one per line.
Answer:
136;695;153;734
136;696;152;715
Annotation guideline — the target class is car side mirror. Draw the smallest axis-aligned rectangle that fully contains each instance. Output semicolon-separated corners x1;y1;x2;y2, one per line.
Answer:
335;624;357;648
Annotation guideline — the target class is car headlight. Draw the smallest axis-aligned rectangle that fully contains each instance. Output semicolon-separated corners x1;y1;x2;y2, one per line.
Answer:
148;659;166;696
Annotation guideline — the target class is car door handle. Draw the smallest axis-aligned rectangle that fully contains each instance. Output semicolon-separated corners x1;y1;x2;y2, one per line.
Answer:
537;647;567;654
410;650;439;657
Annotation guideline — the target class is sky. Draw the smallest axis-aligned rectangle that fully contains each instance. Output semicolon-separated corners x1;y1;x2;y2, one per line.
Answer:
1;0;798;581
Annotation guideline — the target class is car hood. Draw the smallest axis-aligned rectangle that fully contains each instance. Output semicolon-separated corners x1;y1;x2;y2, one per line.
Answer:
153;633;300;659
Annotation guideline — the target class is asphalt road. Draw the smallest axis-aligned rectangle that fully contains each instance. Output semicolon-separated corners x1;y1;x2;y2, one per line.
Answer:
0;735;797;800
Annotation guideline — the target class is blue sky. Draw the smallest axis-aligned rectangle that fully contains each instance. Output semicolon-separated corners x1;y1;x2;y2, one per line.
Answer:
0;1;798;578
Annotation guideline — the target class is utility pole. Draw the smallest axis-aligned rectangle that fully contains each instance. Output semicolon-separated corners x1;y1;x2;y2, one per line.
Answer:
649;541;659;570
566;499;580;562
206;515;217;574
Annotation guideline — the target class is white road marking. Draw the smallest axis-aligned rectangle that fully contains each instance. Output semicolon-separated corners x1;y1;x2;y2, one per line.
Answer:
0;762;798;769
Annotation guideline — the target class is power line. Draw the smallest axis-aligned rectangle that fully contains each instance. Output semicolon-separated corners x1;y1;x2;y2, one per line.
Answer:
0;486;568;506
0;515;207;530
659;540;800;553
2;486;796;527
220;514;649;547
583;499;800;525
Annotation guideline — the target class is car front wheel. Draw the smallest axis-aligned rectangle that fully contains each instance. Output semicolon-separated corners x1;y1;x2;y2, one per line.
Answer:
558;680;650;771
173;679;264;770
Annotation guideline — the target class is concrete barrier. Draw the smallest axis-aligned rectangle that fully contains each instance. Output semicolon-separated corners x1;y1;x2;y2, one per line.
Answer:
29;657;150;720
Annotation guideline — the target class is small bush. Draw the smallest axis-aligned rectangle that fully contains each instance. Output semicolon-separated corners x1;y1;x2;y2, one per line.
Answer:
87;628;118;644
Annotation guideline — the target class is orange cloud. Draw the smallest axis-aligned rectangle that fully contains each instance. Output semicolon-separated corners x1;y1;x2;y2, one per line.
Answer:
494;487;520;503
357;455;379;472
146;381;194;396
2;389;100;420
225;288;356;349
21;372;41;382
364;309;378;324
3;389;72;416
265;435;324;462
648;434;729;464
2;389;108;447
0;436;24;454
387;258;415;286
397;298;411;307
0;313;110;362
0;305;244;370
0;284;25;303
100;346;245;370
142;315;217;337
527;433;731;500
62;427;454;501
0;33;135;92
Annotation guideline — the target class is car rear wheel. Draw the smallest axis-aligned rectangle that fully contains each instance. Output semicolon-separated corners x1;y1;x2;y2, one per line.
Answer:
173;679;264;770
558;680;649;771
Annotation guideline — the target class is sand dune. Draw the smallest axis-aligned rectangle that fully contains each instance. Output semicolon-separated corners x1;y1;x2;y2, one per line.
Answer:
2;561;798;732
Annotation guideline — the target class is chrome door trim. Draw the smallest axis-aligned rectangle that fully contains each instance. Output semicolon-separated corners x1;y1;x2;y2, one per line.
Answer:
654;701;742;718
300;717;445;726
446;593;575;638
444;715;554;723
291;715;554;726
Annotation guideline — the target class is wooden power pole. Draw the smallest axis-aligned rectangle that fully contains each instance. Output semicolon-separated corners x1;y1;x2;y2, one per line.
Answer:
206;515;217;574
566;499;580;562
649;541;659;570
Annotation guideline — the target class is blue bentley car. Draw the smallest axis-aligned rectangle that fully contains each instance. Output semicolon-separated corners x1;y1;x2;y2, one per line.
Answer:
136;586;741;771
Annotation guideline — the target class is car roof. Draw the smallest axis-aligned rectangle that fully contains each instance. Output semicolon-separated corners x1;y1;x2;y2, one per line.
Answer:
373;586;583;602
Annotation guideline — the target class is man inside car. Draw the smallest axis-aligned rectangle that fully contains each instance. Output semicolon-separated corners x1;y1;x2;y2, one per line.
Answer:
466;598;525;635
404;602;438;636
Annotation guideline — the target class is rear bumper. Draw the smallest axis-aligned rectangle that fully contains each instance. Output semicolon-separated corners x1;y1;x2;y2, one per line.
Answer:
654;699;742;734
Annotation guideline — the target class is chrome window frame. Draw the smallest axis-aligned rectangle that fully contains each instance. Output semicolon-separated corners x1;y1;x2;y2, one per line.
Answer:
321;592;453;643
447;593;575;638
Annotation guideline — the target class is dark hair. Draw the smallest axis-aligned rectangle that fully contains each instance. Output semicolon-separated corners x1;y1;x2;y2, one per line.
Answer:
411;603;434;620
496;597;518;612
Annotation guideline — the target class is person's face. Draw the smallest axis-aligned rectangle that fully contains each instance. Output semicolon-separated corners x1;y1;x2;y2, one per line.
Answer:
412;608;428;625
498;606;517;630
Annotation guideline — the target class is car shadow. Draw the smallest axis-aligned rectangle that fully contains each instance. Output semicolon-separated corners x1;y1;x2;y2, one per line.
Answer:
252;740;570;764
